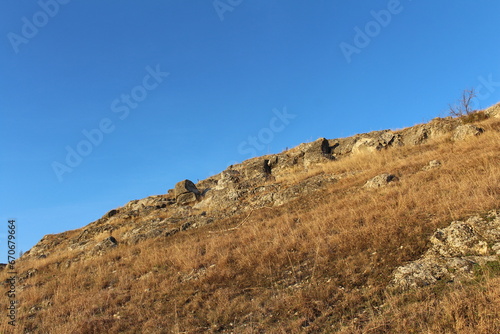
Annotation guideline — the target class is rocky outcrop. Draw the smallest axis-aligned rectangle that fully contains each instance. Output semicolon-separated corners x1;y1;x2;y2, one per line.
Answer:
452;124;484;141
175;180;200;205
391;211;500;290
485;102;500;118
328;130;400;158
302;138;334;167
351;132;397;154
105;209;119;218
22;105;497;263
92;236;118;255
124;196;174;212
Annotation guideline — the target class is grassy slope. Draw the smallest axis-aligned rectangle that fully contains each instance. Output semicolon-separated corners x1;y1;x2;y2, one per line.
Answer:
2;117;500;334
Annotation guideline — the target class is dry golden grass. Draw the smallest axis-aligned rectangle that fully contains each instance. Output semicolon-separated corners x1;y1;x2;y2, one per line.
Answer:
1;117;499;333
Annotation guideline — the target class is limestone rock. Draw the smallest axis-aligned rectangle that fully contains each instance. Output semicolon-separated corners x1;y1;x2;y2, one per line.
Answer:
241;159;273;181
452;124;484;141
396;118;459;146
391;211;500;290
391;258;451;289
125;196;173;211
363;173;398;189
401;125;429;146
485;102;500;118
351;138;378;154
175;179;200;197
92;236;118;255
216;170;241;190
351;131;398;154
176;192;198;205
175;180;200;205
422;160;442;171
329;136;359;157
430;220;489;257
302;138;334;168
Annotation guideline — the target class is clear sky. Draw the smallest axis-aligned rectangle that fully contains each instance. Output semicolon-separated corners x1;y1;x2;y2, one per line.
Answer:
1;1;500;260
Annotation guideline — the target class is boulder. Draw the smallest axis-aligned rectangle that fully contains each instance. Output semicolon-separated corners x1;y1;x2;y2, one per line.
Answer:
175;180;200;197
363;173;398;189
176;192;198;205
351;131;398;155
105;209;119;218
485;102;500;118
241;159;274;181
351;138;378;154
452;124;484;141
174;180;200;205
391;212;500;290
92;236;118;255
422;160;442;171
401;125;429;146
430;220;489;257
303;138;334;167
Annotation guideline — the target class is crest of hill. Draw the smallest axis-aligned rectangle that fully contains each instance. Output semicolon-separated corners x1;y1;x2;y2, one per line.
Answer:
3;103;500;333
22;104;499;261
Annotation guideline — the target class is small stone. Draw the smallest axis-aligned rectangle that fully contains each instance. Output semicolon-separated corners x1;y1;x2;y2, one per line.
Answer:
422;160;442;171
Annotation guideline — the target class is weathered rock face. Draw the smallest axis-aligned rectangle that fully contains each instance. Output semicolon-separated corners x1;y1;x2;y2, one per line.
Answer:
92;236;118;256
240;159;273;181
391;212;500;290
302;138;334;167
363;173;398;189
401;125;429;146
175;180;200;205
485;102;500;118
325;118;462;159
175;179;200;197
215;170;241;190
430;220;491;257
452;124;484;141
124;196;174;211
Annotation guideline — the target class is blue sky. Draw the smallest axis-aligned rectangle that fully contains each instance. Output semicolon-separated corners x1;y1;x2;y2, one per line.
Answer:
1;0;500;259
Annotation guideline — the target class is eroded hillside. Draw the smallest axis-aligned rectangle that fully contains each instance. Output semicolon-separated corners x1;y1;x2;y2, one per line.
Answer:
2;104;500;333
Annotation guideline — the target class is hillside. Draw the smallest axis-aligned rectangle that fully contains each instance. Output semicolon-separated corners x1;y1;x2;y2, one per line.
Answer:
2;104;500;333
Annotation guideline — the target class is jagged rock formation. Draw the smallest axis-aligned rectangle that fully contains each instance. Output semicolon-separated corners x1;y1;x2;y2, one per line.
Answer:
391;211;500;290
